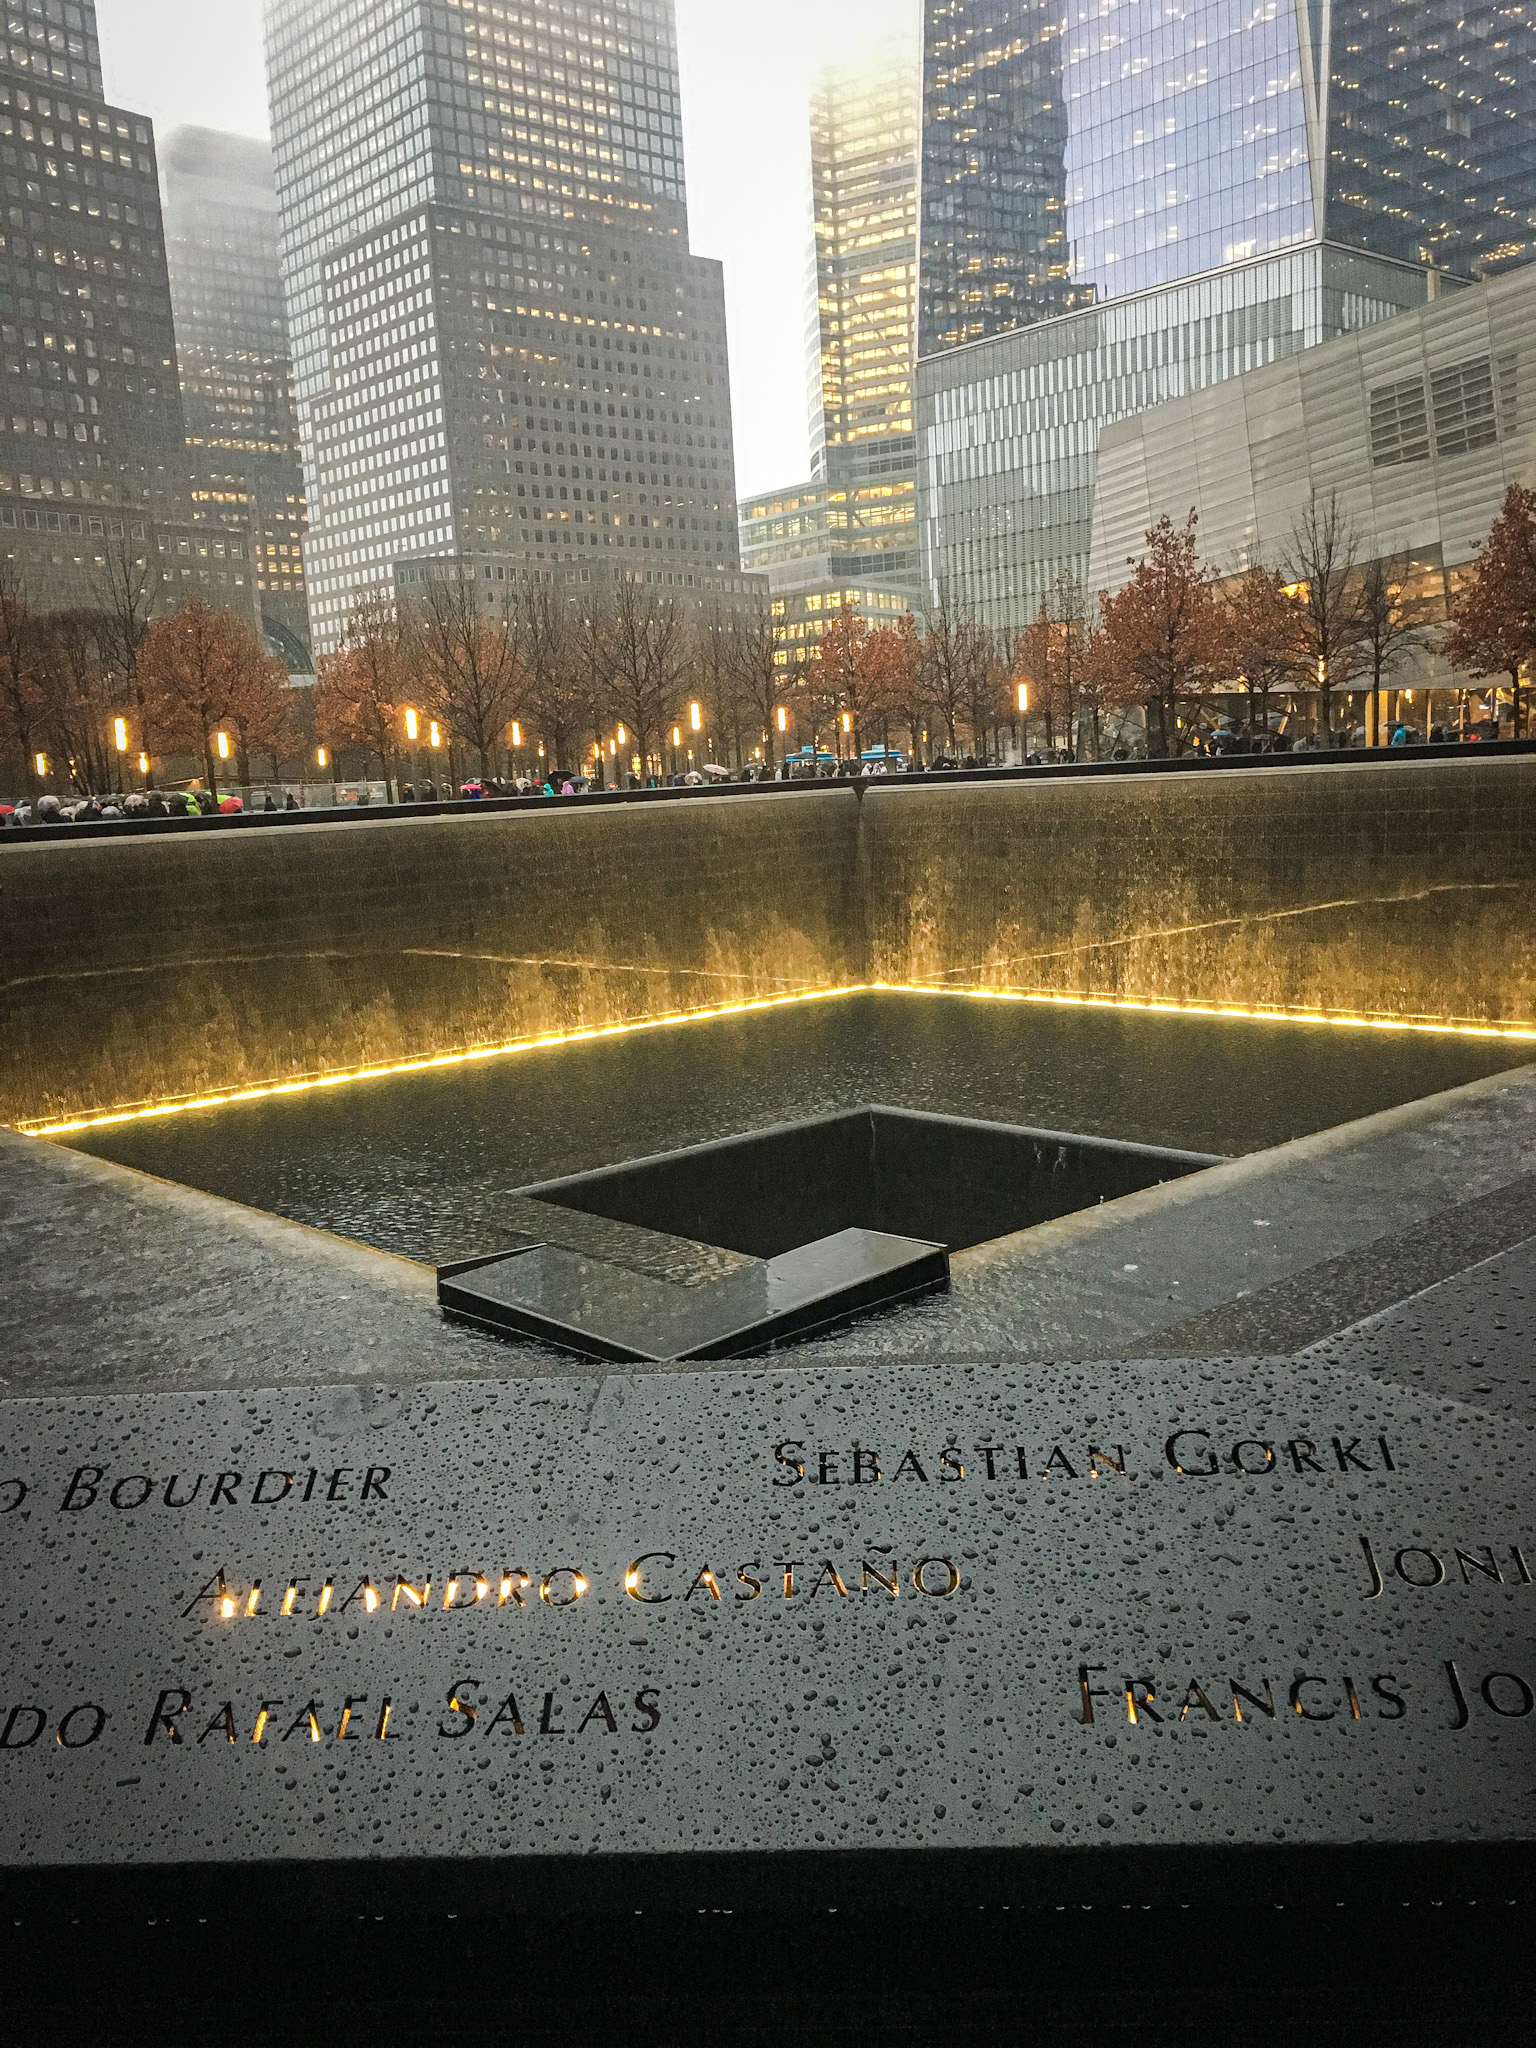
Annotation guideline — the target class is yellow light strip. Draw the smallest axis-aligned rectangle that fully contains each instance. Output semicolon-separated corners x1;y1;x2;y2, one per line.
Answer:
18;980;1535;1139
866;982;1536;1043
18;986;864;1139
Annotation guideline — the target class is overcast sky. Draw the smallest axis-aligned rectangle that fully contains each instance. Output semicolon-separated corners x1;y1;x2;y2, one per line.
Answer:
93;0;912;497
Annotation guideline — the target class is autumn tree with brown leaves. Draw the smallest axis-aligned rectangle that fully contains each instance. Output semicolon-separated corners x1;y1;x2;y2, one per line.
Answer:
1443;483;1536;736
139;600;287;799
1216;566;1306;736
1095;511;1220;755
921;583;994;756
317;590;414;791
863;611;924;763
813;596;903;761
1013;605;1057;750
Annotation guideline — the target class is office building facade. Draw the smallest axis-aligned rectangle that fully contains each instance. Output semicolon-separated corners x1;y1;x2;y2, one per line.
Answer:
161;126;313;668
0;0;192;614
740;31;920;610
264;0;742;657
1087;265;1536;630
916;0;1536;631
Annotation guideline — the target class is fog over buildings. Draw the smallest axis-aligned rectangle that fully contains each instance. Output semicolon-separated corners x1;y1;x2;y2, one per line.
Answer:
160;124;312;668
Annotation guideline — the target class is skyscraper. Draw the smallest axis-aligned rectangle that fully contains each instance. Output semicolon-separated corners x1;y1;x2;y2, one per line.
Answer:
161;127;313;669
263;0;745;656
0;0;189;613
916;0;1536;629
739;28;920;625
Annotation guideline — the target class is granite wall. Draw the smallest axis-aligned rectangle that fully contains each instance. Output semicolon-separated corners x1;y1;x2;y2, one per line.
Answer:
862;755;1536;1025
3;756;1532;1127
0;789;863;1127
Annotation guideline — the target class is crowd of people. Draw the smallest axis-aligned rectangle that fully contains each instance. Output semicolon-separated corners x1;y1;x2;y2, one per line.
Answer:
1;710;1517;826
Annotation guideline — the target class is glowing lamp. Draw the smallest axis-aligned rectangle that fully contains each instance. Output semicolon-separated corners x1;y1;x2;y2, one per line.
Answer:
616;723;627;745
317;746;328;769
776;707;787;733
404;707;419;741
689;701;701;732
429;722;441;748
511;720;522;747
33;751;46;777
138;752;148;774
1017;683;1028;713
215;730;230;761
113;716;128;752
672;726;681;747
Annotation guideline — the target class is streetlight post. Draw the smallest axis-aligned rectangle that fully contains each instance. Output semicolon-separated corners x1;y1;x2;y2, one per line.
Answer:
404;706;420;798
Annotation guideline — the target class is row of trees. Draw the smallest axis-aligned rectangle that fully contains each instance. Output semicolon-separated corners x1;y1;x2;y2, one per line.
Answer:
0;541;292;800
316;572;938;787
1063;485;1534;752
4;483;1531;794
329;487;1530;784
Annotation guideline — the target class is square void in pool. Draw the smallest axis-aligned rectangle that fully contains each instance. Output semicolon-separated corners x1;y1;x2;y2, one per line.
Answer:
437;1105;1221;1363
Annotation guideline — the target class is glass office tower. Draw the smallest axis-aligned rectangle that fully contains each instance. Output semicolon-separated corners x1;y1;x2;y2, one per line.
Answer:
916;0;1536;629
264;0;743;654
0;0;191;614
162;127;313;667
740;29;920;614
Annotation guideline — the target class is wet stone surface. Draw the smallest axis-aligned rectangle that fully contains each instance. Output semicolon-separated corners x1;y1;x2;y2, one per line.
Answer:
1;1355;1531;1875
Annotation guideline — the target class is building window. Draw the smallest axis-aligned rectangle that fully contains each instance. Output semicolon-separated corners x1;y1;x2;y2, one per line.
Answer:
1368;375;1430;468
1431;356;1498;459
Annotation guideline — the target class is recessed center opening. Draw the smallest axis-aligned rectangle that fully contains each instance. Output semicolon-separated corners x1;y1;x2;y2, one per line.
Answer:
519;1105;1220;1258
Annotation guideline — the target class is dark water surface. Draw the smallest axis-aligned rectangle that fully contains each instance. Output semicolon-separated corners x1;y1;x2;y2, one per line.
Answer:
64;993;1524;1265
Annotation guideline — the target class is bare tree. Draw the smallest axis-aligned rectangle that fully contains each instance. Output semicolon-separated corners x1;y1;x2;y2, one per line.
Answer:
1354;553;1427;731
584;579;691;779
415;563;525;782
34;609;119;793
728;597;801;771
0;559;43;795
89;521;162;769
920;582;969;755
1281;493;1364;740
692;599;741;767
1049;568;1093;758
511;578;589;774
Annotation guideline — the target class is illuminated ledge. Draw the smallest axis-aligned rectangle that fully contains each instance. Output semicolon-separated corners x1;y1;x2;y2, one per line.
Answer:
17;982;1536;1139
